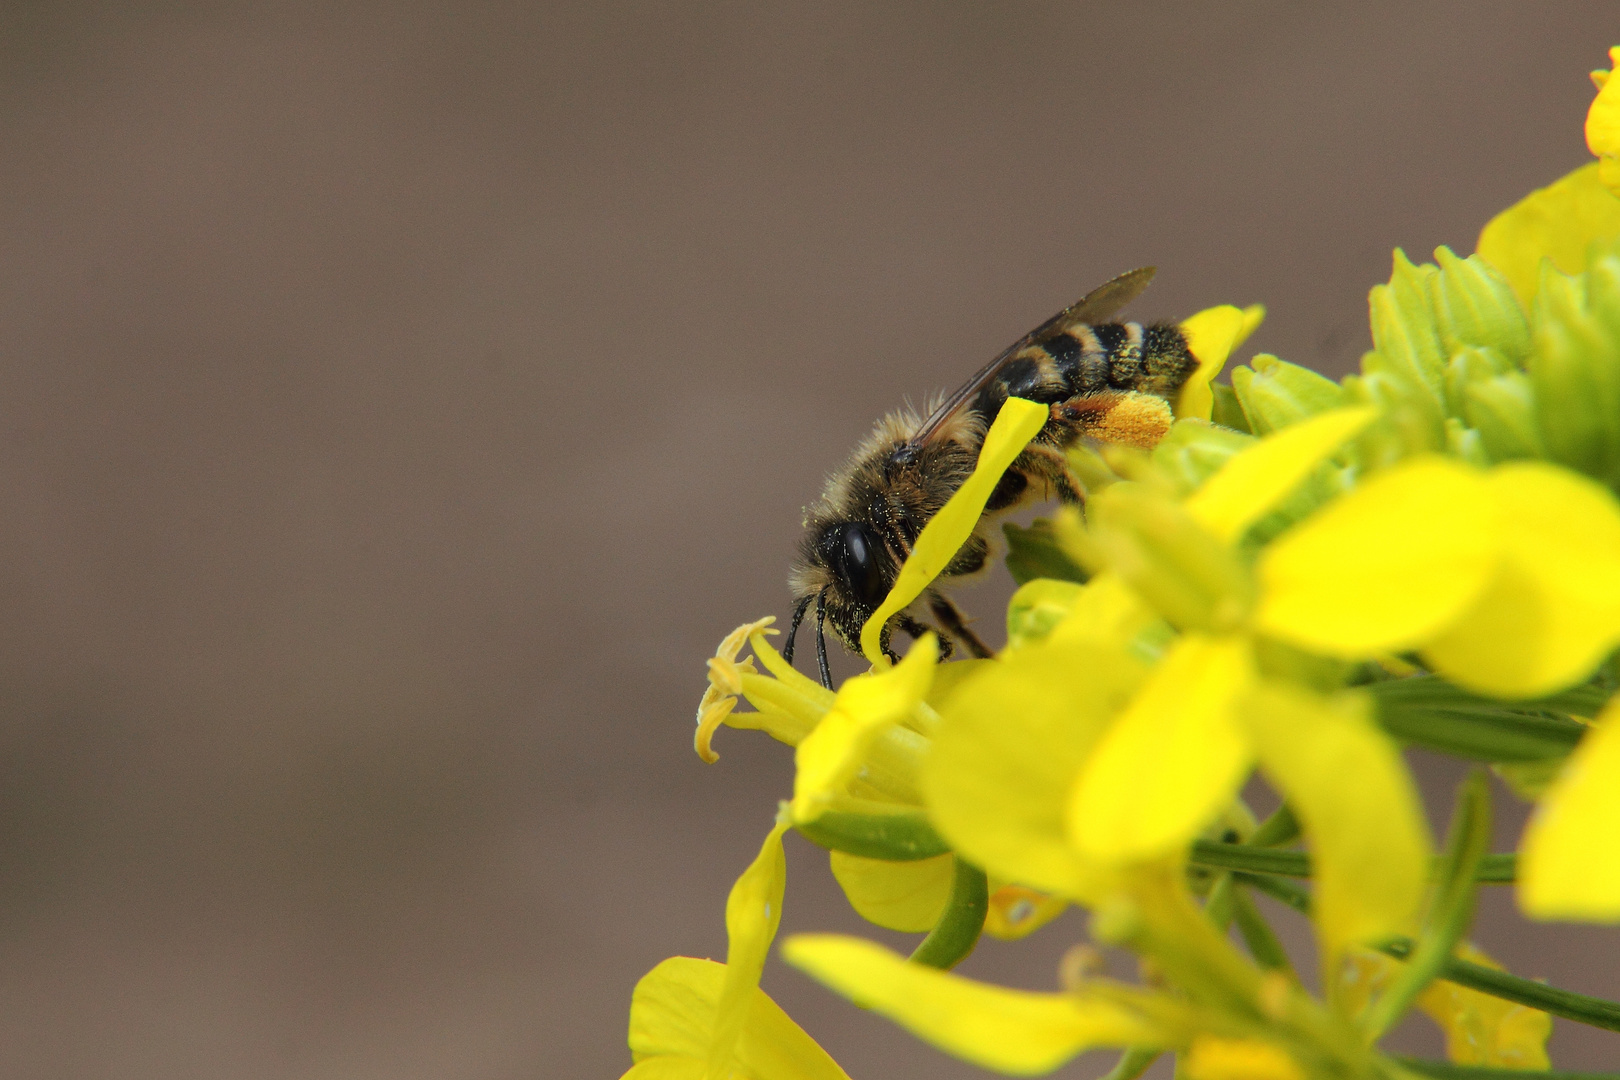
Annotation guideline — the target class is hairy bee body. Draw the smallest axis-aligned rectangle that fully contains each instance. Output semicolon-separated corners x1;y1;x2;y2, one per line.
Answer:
783;271;1199;685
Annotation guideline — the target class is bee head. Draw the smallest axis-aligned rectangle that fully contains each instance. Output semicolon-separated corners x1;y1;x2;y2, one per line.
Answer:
784;516;902;685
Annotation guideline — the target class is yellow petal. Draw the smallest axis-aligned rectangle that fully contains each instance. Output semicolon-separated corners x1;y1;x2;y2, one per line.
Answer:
923;634;1148;901
791;636;937;821
861;397;1048;662
1185;406;1377;543
1415;943;1552;1067
781;935;1166;1075
1336;946;1551;1068
1177;304;1263;420
1254;457;1501;656
1067;635;1254;863
1519;693;1620;920
1477;162;1620;307
710;820;791;1078
828;851;954;932
627;957;851;1080
1423;462;1620;696
1182;1036;1303;1080
983;883;1069;940
1244;683;1431;963
1589;47;1620;194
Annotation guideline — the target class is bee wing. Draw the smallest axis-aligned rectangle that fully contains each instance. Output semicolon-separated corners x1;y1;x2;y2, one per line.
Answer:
906;267;1156;450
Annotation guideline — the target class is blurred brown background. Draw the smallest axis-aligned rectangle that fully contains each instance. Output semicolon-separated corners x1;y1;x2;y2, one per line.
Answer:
0;3;1617;1077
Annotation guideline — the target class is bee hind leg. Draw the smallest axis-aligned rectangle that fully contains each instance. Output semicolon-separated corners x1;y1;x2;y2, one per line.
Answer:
1014;443;1085;505
928;594;993;659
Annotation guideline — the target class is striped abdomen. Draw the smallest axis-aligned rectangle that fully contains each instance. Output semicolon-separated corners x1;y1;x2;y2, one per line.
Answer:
967;321;1196;425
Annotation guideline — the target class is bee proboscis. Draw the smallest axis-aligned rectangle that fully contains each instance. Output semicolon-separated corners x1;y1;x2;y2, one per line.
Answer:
782;267;1201;687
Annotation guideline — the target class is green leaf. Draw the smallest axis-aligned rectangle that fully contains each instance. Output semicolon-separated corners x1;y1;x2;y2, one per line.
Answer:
1003;518;1089;586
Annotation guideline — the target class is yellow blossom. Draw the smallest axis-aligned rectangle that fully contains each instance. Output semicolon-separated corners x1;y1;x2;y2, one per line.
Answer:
1519;690;1620;920
1476;162;1620;308
1337;946;1551;1068
1177;303;1267;420
1181;1035;1303;1080
1588;46;1620;194
780;934;1170;1075
625;819;852;1080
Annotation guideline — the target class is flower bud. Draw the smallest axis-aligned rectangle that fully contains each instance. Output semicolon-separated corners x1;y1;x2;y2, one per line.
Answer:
1368;249;1448;412
1431;246;1531;364
1340;370;1444;471
1230;353;1346;435
1444;417;1490;467
1530;254;1620;488
1085;482;1255;633
1463;370;1544;462
1151;419;1256;496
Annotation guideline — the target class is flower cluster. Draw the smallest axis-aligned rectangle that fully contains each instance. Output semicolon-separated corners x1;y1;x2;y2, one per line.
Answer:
622;46;1620;1080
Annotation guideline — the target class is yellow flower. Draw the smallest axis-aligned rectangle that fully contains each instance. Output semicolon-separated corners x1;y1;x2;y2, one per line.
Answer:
780;934;1171;1075
1519;690;1620;921
1255;457;1620;698
1337;946;1551;1068
1477;162;1620;308
625;819;852;1080
1181;1035;1303;1080
1588;46;1620;195
1177;303;1267;420
1039;408;1435;965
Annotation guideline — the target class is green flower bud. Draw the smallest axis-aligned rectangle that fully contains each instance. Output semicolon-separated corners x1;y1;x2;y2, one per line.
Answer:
1368;249;1448;411
1210;381;1252;433
1341;369;1445;470
1082;482;1255;633
1004;578;1084;648
1230;353;1346;435
1529;254;1620;489
1151;418;1256;495
1444;417;1490;467
1463;370;1544;462
1430;246;1531;365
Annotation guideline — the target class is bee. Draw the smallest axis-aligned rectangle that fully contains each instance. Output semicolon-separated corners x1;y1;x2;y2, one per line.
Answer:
781;267;1202;688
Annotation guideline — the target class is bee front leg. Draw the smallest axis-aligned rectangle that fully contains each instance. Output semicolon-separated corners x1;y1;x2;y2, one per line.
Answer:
928;593;993;659
896;612;952;660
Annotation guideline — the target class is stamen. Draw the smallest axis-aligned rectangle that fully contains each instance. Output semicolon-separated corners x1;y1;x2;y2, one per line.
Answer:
694;694;736;764
693;616;777;764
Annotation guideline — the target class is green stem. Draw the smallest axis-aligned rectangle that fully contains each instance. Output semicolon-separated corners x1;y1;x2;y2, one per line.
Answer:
1237;872;1620;1036
1248;804;1301;847
909;858;988;969
1189;841;1515;883
1095;1047;1159;1080
1363;770;1491;1039
1234;871;1310;914
1368;675;1597;762
1380;943;1620;1035
1395;1062;1620;1080
1231;885;1297;979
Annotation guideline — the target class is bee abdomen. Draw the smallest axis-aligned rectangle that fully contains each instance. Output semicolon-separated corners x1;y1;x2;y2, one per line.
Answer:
969;321;1199;426
1041;321;1196;401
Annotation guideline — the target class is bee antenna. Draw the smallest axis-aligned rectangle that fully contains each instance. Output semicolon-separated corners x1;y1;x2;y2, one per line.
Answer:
814;588;833;690
782;594;813;666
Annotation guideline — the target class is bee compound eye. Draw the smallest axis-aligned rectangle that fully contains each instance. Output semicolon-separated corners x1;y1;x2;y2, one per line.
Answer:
837;522;889;609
